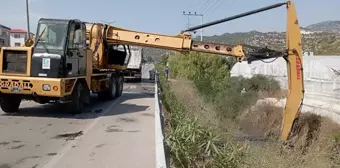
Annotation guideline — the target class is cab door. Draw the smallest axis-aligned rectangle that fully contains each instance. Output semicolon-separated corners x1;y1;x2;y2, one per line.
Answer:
76;22;86;76
65;20;86;77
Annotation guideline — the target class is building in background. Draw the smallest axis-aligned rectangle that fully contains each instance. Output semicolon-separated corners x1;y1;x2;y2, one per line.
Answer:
10;29;29;47
0;24;11;47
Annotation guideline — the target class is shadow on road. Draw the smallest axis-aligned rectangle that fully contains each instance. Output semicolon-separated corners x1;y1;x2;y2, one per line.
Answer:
141;79;155;84
0;92;154;119
124;79;142;83
124;78;154;84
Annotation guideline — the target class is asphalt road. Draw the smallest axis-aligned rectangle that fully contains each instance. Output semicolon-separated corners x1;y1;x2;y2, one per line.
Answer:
0;64;156;168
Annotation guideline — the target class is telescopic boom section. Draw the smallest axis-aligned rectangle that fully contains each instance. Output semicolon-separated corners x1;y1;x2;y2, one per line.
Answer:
86;24;246;60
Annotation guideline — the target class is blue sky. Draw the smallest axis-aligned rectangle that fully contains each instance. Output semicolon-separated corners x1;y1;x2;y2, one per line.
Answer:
1;0;339;36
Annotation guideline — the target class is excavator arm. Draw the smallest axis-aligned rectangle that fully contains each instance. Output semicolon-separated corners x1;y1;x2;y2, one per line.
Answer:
86;0;303;141
85;23;246;70
282;1;304;141
184;1;304;142
104;27;245;59
182;1;304;142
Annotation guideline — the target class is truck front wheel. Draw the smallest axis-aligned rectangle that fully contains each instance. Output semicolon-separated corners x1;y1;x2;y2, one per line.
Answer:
116;75;124;97
0;96;21;113
69;82;85;114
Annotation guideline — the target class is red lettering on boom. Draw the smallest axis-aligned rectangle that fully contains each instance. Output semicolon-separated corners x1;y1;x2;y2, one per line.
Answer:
296;57;301;80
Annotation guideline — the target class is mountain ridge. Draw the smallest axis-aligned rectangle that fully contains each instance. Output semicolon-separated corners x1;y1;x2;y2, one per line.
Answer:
144;20;340;61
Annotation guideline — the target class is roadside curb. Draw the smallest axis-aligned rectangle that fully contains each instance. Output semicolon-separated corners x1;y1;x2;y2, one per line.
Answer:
154;70;169;168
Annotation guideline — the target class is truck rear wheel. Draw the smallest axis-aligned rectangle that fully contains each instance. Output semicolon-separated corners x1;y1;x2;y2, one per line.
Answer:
116;75;124;97
0;97;21;113
98;75;117;101
69;82;85;114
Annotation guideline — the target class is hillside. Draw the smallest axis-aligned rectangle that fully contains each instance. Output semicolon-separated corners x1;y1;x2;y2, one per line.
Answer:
306;20;340;33
198;30;340;55
197;20;340;55
143;20;340;59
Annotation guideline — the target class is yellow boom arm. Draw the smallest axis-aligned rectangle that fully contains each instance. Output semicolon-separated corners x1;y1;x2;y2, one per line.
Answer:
85;23;245;70
85;0;303;141
281;1;304;141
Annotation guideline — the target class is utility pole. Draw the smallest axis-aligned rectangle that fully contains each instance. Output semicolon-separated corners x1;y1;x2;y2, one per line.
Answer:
182;11;203;41
26;0;31;39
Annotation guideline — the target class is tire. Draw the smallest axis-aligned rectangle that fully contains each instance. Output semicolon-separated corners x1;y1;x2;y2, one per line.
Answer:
69;82;84;114
116;75;124;97
98;75;117;101
0;97;21;113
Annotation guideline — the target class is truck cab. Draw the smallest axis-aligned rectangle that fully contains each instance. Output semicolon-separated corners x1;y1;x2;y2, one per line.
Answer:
31;18;87;78
0;18;128;114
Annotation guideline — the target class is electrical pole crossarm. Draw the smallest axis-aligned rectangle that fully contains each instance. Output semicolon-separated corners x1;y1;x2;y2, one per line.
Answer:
183;11;204;41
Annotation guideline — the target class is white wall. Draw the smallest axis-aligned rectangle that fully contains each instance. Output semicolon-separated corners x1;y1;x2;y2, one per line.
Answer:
231;55;340;124
10;33;27;47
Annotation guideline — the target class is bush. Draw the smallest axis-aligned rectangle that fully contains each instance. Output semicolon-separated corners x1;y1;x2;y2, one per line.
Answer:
156;64;248;168
166;52;281;121
214;89;259;120
157;51;281;167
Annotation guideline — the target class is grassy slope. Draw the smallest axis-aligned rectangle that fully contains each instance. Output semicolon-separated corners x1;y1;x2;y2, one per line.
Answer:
157;52;340;168
157;68;248;168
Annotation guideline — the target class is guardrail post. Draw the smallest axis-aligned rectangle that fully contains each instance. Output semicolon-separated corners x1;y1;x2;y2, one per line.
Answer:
155;69;170;168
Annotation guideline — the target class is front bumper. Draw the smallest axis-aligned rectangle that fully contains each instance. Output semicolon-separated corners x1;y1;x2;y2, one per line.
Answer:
0;76;65;97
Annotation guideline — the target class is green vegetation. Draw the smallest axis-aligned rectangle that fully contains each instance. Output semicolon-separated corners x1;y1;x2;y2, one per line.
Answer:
166;52;280;120
157;64;248;168
156;50;340;167
156;52;282;167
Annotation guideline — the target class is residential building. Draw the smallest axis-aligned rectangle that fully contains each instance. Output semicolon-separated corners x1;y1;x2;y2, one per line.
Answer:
0;24;11;47
10;29;29;47
10;29;34;47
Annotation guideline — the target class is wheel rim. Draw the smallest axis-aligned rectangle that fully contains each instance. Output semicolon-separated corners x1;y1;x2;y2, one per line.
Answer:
111;80;116;96
78;85;83;110
119;77;123;93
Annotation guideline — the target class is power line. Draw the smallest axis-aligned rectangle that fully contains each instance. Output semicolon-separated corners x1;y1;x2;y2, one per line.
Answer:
204;0;235;16
202;0;222;15
183;11;204;41
200;0;214;14
205;0;236;16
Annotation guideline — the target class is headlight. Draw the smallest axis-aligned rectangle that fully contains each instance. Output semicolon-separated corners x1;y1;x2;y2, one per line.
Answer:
42;84;51;91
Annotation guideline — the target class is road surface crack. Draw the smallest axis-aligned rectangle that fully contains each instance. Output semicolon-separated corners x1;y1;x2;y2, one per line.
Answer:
11;144;25;149
53;131;83;141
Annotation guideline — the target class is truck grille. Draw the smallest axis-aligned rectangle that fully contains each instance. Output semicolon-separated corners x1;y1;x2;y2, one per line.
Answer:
2;50;27;74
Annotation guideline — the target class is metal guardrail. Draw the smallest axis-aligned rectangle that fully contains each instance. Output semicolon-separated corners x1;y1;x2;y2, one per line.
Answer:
154;69;170;168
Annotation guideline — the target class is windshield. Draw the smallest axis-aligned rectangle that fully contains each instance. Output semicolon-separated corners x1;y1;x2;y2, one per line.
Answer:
35;21;68;50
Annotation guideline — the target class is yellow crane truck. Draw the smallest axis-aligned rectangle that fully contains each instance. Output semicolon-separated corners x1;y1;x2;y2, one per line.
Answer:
0;1;303;141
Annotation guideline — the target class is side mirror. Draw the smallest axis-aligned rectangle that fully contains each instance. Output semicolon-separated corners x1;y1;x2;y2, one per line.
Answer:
67;50;73;57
